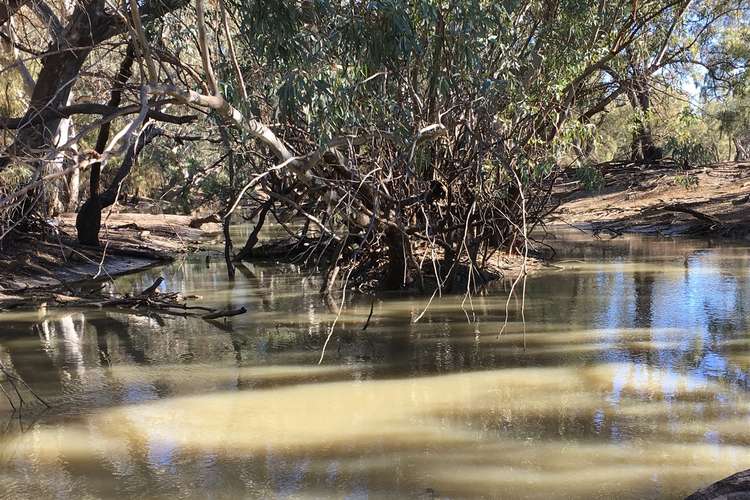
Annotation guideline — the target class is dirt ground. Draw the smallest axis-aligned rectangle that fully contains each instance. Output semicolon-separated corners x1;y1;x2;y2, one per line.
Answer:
0;212;220;294
552;161;750;239
55;212;222;254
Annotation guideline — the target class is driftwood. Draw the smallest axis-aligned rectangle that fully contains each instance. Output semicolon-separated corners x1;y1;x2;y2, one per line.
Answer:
0;277;247;326
686;469;750;499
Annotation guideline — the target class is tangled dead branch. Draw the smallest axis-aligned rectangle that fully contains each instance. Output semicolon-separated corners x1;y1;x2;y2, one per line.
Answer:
0;277;248;323
0;359;50;412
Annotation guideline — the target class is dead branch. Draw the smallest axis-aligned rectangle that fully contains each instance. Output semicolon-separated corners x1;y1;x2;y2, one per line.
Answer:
202;306;248;320
140;277;164;296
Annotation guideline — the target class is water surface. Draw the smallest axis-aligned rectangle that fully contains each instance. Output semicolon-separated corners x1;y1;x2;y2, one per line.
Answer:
1;231;749;499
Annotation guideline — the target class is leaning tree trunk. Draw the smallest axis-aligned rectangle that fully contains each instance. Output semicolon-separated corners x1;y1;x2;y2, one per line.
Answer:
75;44;135;246
0;0;189;237
0;0;114;173
235;199;273;261
0;0;189;176
76;123;160;246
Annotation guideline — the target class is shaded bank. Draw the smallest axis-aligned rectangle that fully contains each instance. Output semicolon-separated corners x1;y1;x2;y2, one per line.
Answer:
0;213;218;302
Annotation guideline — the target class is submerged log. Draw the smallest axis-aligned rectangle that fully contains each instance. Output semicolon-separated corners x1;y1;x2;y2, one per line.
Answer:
140;277;164;296
202;306;247;320
686;469;750;499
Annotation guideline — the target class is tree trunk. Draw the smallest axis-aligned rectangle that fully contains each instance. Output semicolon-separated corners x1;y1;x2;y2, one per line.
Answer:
734;136;749;161
2;1;112;169
76;197;102;246
75;123;160;245
223;214;235;280
0;0;189;173
628;74;661;162
235;200;272;261
383;226;407;289
75;44;135;246
48;94;78;213
66;164;80;212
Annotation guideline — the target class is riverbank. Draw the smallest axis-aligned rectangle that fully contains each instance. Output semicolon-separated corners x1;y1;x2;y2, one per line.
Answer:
0;213;220;297
8;158;746;303
553;160;750;239
1;208;545;307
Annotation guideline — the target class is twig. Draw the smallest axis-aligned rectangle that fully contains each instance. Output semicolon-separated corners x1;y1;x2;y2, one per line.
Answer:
202;306;247;320
362;299;375;331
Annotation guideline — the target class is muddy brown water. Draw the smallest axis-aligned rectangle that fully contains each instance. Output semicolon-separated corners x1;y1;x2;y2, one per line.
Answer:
1;230;749;499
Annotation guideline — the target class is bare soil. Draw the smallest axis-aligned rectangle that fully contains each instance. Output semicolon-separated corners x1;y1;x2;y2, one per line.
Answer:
553;161;750;240
0;212;220;295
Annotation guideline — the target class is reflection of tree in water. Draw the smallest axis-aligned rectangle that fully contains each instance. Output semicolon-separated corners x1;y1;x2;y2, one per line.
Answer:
3;239;750;499
88;314;149;365
632;271;655;329
1;322;63;397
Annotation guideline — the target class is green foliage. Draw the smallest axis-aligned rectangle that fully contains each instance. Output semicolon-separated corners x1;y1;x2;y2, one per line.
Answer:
575;165;605;192
664;136;717;166
225;0;669;167
659;107;718;166
674;173;699;190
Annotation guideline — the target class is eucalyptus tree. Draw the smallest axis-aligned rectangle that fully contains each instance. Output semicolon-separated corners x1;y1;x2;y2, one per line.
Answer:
0;0;743;291
0;0;194;243
213;0;709;289
576;0;750;161
699;6;750;160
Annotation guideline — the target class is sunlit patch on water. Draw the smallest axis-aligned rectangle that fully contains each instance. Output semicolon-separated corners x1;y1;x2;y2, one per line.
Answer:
0;230;749;498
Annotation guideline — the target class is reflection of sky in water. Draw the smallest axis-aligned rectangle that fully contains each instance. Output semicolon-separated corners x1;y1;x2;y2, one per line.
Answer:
584;253;747;365
267;454;310;497
567;244;750;450
123;383;157;405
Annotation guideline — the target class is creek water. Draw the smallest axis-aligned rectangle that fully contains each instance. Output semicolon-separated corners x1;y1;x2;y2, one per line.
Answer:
1;230;749;499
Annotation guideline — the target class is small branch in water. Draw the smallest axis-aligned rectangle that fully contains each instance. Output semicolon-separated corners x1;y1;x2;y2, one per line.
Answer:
362;300;375;331
202;307;247;320
0;360;50;410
